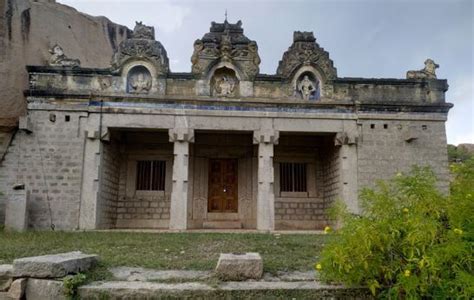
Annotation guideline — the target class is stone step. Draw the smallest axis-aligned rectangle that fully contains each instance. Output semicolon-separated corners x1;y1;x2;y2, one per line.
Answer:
203;221;242;229
78;281;370;299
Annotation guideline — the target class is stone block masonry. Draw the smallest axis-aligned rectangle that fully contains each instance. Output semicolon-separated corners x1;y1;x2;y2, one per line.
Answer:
0;111;86;229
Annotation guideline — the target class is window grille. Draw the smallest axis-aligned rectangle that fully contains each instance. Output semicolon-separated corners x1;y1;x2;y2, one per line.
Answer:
136;160;166;191
280;162;307;192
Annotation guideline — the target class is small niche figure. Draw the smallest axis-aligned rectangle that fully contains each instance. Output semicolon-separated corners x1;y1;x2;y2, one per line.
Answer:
298;75;317;100
129;72;151;94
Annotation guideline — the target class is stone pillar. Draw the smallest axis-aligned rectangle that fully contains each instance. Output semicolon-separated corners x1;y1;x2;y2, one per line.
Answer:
169;128;194;230
253;130;279;231
79;130;102;229
335;130;359;214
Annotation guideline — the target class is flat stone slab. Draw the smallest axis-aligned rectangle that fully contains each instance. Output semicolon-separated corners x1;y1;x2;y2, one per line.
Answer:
110;267;211;281
215;252;263;281
13;251;98;278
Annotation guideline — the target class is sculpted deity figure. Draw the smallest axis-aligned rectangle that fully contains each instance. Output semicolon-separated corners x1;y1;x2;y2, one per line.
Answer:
298;75;317;100
215;75;235;96
48;44;80;67
406;59;439;79
129;72;151;94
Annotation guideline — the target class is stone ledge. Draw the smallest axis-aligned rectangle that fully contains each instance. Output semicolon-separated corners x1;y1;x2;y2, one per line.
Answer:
78;280;371;299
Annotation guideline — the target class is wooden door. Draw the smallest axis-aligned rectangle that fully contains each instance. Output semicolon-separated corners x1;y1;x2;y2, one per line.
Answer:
208;159;238;212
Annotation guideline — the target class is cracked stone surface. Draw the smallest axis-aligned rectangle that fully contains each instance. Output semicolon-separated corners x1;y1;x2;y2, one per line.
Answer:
110;267;212;282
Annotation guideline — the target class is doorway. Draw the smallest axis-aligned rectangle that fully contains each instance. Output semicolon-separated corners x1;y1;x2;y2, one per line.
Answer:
208;159;238;212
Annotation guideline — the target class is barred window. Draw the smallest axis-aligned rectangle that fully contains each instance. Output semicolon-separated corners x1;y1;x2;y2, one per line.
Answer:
280;162;307;192
136;160;166;191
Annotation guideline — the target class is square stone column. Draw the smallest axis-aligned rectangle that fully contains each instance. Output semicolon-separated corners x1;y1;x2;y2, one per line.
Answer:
335;130;359;214
79;130;102;229
169;128;194;230
253;130;279;231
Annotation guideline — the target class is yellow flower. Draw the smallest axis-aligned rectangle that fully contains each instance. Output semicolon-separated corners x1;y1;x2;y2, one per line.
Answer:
454;228;463;235
403;208;409;213
404;270;411;277
396;172;402;177
324;226;331;234
315;263;322;271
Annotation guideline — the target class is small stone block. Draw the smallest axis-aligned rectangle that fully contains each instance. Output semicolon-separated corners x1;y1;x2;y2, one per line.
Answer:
215;253;263;281
0;265;13;279
13;251;98;278
7;278;27;300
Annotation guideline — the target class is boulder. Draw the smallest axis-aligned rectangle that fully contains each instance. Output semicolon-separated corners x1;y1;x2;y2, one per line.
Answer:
215;253;263;281
7;278;27;300
13;251;98;278
26;279;66;300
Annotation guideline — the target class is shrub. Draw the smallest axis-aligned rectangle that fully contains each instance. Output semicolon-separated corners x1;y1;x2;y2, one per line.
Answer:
318;161;474;298
63;273;87;299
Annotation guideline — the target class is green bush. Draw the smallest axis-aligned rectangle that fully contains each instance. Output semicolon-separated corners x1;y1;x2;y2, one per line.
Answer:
318;160;474;299
63;273;87;299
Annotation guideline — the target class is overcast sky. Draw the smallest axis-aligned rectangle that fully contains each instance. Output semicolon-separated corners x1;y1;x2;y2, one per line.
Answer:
60;0;473;145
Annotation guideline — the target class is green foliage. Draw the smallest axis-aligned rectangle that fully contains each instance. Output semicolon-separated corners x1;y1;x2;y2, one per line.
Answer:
318;161;474;299
448;144;473;163
63;273;87;299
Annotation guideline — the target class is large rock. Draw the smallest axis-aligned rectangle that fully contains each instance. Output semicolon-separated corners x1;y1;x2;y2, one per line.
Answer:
26;279;66;300
215;253;263;281
7;278;27;300
13;251;98;278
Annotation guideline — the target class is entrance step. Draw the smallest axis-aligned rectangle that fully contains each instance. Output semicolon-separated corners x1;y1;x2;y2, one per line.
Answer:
203;221;242;229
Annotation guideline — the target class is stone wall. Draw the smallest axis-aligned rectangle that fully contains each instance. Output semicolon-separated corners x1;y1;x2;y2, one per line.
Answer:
0;110;85;229
357;118;449;192
115;131;173;229
274;135;331;230
323;143;340;218
97;140;121;229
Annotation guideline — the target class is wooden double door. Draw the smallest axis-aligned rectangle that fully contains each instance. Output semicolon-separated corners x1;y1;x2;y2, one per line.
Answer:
208;159;238;212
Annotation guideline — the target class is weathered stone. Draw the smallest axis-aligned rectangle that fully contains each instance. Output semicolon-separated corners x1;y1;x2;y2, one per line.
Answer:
0;265;13;279
13;251;98;278
0;265;13;292
79;281;213;299
7;278;27;300
25;279;66;300
110;267;211;282
215;252;263;281
4;189;28;232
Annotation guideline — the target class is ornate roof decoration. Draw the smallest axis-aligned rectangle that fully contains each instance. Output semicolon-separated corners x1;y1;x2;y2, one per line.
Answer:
277;31;337;81
191;20;260;81
406;59;439;79
111;22;169;76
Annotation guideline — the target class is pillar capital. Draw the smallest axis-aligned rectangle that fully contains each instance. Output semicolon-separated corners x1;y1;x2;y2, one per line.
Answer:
334;130;358;146
169;128;194;143
253;129;279;145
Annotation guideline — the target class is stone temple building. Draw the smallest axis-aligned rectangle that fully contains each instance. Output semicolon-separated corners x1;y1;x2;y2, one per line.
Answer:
0;20;452;231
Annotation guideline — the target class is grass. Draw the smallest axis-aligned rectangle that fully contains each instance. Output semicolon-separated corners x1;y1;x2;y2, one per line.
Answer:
0;231;329;275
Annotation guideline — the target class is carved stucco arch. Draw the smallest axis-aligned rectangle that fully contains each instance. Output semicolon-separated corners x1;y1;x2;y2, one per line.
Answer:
205;60;244;82
291;65;325;98
121;60;159;94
